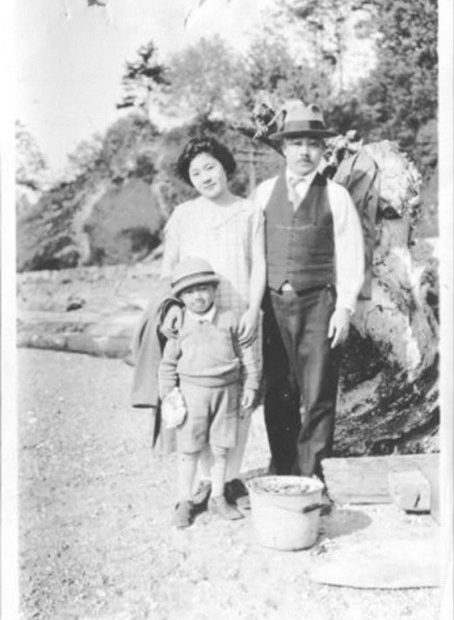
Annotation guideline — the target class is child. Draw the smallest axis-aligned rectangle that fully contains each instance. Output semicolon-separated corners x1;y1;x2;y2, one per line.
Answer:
159;257;259;528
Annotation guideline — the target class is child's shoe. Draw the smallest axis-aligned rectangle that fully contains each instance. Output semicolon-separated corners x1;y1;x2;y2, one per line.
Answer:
209;495;244;520
224;478;251;511
172;500;195;528
192;480;212;509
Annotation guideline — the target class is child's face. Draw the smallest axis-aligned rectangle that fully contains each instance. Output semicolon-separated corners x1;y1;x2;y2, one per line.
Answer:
180;283;216;314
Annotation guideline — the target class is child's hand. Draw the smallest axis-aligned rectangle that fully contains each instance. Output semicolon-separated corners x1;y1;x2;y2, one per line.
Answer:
240;388;256;416
160;304;183;340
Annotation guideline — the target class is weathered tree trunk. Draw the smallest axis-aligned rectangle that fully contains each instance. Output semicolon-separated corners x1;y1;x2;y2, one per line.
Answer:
334;141;439;456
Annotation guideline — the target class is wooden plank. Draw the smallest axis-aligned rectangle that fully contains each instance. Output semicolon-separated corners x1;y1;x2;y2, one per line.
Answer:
420;464;440;523
388;470;431;512
322;454;439;507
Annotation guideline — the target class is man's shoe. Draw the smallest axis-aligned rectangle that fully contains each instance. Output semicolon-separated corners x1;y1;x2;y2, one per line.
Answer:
209;495;244;520
192;480;212;508
224;478;251;511
172;500;194;528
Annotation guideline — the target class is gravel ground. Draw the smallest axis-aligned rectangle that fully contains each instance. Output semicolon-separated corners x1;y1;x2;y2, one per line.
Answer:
18;349;440;620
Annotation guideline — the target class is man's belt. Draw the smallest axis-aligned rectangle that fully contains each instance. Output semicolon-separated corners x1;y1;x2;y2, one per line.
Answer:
280;282;294;293
273;282;334;295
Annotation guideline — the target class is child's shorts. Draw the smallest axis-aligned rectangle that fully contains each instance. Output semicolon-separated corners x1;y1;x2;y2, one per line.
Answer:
177;382;239;453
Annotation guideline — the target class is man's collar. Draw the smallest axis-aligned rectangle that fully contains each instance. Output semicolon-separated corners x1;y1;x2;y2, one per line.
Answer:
186;304;217;324
285;168;318;186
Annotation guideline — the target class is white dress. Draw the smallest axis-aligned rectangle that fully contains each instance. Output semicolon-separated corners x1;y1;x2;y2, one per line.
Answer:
164;195;264;320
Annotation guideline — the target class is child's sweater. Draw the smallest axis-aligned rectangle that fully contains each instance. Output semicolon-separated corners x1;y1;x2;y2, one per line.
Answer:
159;308;259;397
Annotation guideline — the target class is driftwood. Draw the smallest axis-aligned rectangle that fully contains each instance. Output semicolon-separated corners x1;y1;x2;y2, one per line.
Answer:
321;454;439;522
331;141;439;456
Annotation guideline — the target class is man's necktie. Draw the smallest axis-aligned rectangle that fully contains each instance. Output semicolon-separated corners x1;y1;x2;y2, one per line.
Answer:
288;176;306;209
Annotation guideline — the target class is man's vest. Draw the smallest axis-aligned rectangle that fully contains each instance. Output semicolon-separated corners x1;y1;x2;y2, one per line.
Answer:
265;172;335;292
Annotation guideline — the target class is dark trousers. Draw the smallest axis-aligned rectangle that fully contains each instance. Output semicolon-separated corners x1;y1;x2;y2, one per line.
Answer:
262;285;340;478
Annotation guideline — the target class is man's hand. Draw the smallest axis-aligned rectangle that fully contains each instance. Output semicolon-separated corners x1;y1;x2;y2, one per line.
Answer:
159;304;183;340
327;307;351;348
238;308;259;346
240;388;257;417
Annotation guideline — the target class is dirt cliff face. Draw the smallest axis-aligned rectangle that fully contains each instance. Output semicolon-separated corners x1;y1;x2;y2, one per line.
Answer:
16;173;165;272
16;113;165;272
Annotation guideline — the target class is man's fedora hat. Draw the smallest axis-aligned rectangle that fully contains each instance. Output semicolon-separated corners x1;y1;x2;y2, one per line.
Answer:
269;101;336;140
171;257;220;296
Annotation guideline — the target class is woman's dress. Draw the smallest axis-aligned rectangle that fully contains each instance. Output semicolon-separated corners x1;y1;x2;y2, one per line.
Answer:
164;195;264;322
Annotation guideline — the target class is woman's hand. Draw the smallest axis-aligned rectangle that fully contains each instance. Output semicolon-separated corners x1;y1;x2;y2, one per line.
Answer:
240;388;257;417
238;308;259;346
159;304;183;340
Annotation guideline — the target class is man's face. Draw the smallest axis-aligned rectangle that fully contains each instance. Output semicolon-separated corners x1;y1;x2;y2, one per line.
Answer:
282;136;325;177
180;283;216;315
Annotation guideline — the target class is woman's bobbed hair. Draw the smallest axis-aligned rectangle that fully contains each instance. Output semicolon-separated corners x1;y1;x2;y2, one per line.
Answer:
176;136;237;186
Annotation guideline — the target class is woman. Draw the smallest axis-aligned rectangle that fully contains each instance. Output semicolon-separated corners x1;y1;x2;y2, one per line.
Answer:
161;136;266;509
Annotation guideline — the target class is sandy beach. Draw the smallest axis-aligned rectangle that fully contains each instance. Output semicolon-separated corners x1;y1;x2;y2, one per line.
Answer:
18;348;440;619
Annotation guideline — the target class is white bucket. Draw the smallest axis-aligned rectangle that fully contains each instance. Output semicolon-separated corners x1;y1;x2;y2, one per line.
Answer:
248;475;324;551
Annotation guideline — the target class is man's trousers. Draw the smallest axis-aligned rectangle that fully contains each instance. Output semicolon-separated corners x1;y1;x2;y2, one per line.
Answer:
262;285;341;479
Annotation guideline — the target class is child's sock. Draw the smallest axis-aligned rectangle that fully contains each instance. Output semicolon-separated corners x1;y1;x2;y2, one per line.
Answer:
225;414;252;481
177;452;199;501
211;446;228;497
198;444;214;481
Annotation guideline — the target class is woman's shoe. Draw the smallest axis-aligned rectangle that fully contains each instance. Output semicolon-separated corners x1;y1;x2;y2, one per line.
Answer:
224;478;251;511
209;495;244;520
172;500;195;528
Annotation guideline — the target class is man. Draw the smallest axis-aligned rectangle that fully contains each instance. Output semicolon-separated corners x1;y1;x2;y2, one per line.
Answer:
252;101;365;479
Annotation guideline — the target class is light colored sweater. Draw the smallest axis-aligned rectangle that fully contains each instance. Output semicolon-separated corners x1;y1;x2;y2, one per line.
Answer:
158;308;260;397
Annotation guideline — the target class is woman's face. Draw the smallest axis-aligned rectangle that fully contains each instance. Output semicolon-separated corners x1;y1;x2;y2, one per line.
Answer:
188;152;229;200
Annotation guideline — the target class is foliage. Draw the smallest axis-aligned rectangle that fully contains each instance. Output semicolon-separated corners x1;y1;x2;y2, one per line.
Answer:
16;114;163;271
15;121;49;188
96;114;160;183
164;36;245;122
64;133;104;181
328;0;437;178
17;178;85;271
242;37;333;107
261;0;437;177
15;121;51;214
117;41;168;116
357;0;437;150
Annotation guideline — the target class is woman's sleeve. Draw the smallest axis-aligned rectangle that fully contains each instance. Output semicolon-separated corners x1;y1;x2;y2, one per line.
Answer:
248;201;266;314
250;201;265;244
161;208;181;278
